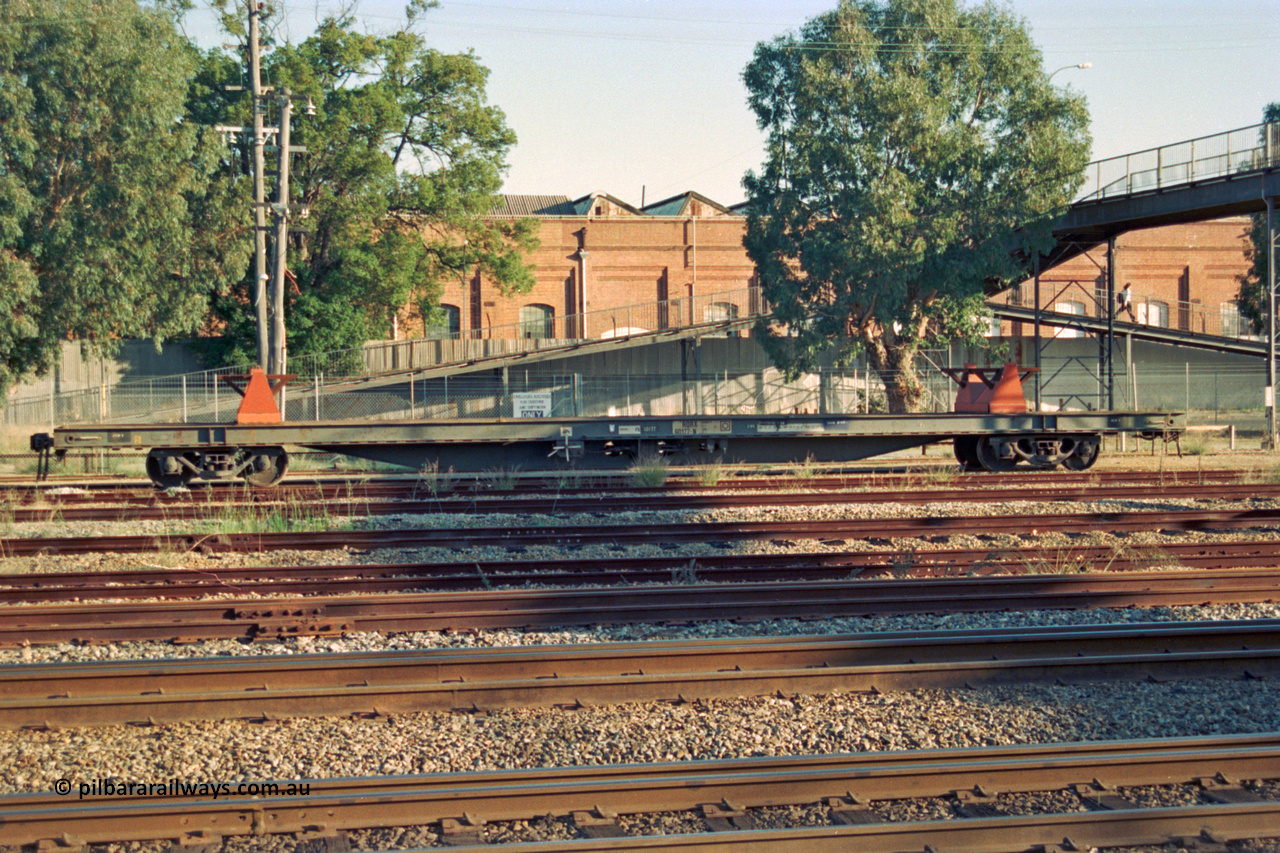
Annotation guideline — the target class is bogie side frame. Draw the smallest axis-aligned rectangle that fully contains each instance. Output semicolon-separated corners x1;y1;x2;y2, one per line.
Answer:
30;411;1185;488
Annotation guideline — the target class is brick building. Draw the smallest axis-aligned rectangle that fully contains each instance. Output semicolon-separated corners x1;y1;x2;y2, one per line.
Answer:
422;191;1256;344
428;192;760;341
1000;215;1256;339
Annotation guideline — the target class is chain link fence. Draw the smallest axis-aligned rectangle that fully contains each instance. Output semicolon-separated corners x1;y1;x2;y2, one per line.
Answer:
7;357;1270;432
4;286;767;427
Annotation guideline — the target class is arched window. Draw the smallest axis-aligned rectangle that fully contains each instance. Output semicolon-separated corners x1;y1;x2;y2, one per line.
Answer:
424;304;461;339
520;304;555;339
1139;300;1169;328
440;304;461;338
703;302;739;323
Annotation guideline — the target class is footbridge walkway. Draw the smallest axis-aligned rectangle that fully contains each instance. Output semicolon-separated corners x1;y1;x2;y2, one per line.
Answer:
1058;122;1280;247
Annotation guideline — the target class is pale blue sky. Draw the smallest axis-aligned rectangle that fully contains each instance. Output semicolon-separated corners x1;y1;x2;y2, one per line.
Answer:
186;0;1280;207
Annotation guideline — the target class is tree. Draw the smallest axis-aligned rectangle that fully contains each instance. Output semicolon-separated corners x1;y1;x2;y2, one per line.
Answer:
741;0;1090;412
1236;102;1280;335
0;0;248;393
203;2;537;371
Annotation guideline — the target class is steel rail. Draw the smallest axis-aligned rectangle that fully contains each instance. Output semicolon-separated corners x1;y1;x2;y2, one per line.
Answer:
5;542;1280;604
5;467;1251;498
9;479;1280;523
10;479;1280;523
5;569;1280;646
3;620;1278;728
7;506;1280;557
370;806;1280;853
1;734;1276;847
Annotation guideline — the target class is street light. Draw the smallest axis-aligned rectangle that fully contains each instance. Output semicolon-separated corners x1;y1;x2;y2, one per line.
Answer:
1049;62;1092;82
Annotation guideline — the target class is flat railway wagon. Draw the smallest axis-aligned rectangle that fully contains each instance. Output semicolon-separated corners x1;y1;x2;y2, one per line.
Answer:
30;409;1183;488
28;362;1184;487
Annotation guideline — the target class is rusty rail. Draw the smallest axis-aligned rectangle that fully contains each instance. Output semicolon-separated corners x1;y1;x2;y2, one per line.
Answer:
4;620;1279;728
1;735;1277;847
5;568;1280;646
7;506;1280;557
9;479;1280;523
5;541;1280;604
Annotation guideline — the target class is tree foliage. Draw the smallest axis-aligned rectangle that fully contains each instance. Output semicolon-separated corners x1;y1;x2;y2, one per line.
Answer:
203;2;537;368
0;0;247;392
741;0;1090;412
1236;102;1280;334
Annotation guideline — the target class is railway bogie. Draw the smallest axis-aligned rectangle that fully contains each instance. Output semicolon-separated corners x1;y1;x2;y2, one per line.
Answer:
955;434;1101;472
141;446;290;487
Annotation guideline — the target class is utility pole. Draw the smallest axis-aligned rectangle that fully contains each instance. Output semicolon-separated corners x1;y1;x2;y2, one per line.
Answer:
248;2;269;370
270;89;293;377
216;3;310;377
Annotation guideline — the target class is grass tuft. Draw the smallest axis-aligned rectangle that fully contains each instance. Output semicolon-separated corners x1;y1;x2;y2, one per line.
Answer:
483;467;521;491
695;464;725;487
629;455;670;488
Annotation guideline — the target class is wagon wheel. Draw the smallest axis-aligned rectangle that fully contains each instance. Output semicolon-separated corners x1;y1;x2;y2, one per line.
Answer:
145;450;196;489
952;436;983;471
1061;437;1100;471
974;436;1018;472
241;448;289;488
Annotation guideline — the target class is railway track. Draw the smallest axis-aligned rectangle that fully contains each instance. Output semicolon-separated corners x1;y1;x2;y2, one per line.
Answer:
4;567;1280;646
2;734;1276;849
4;620;1278;728
6;466;1254;496
6;539;1280;604
6;470;1280;851
6;505;1280;556
7;473;1278;523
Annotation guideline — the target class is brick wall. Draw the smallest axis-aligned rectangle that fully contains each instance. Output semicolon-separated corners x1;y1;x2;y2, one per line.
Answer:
430;209;758;341
1002;216;1254;337
411;197;1256;344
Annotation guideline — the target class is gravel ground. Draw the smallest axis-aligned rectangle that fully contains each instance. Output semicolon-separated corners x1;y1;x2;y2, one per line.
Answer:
3;485;1280;851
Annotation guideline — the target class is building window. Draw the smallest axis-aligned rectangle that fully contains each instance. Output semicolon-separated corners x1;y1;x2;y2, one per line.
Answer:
424;303;461;339
703;302;739;323
520;304;555;339
1053;300;1085;338
440;304;460;338
1220;301;1246;338
1139;300;1169;328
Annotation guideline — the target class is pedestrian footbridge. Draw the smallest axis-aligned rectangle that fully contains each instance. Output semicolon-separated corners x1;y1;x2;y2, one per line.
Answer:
1038;121;1280;268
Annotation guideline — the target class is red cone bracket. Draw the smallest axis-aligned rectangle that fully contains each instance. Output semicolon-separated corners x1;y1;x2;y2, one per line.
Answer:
941;361;1036;414
221;367;294;424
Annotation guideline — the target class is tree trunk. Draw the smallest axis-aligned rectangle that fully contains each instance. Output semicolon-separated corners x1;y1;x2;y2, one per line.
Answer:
865;338;924;414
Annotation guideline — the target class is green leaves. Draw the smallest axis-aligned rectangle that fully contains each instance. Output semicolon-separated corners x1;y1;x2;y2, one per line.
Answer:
742;0;1090;411
206;7;532;363
0;0;248;391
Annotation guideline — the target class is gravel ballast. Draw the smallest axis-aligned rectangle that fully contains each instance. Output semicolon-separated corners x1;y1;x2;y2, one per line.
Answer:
3;484;1280;851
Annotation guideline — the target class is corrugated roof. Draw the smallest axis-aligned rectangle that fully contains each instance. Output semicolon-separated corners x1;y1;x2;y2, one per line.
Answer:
489;195;576;216
642;191;740;217
491;191;743;218
641;196;689;217
570;193;646;216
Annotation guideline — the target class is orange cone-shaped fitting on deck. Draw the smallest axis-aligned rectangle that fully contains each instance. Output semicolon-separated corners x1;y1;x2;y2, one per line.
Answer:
987;361;1029;414
953;363;994;413
236;366;283;424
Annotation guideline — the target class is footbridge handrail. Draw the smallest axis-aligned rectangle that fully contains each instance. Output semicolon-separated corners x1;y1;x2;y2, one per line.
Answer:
1078;121;1279;202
